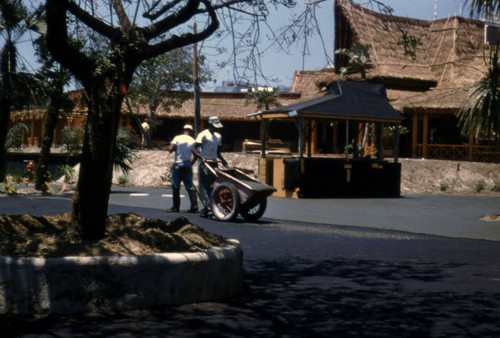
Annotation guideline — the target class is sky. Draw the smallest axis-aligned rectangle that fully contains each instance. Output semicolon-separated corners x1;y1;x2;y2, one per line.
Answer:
13;0;469;91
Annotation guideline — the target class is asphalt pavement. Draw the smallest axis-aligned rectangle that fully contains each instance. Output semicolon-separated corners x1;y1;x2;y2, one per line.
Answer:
1;188;500;336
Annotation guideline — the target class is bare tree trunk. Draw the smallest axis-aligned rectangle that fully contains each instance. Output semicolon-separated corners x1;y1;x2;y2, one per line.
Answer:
72;84;121;239
0;99;10;182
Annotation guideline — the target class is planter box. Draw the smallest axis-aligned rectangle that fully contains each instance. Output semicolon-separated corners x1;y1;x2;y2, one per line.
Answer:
0;240;243;314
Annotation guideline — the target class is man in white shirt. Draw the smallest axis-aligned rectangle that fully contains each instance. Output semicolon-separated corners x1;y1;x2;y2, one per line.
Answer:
192;116;228;217
168;124;198;212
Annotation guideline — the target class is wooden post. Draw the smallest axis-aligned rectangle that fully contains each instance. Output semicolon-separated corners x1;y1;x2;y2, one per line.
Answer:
298;117;304;158
30;116;35;147
332;122;339;153
345;119;349;161
468;129;474;161
393;124;400;163
377;122;384;161
307;119;312;158
412;113;418;158
311;120;318;155
423;113;429;158
260;119;268;158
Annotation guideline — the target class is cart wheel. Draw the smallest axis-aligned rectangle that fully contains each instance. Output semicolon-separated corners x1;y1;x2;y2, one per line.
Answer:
240;198;267;222
210;182;240;221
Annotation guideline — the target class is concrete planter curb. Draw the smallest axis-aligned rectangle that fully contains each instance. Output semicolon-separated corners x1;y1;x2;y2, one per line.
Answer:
0;239;243;314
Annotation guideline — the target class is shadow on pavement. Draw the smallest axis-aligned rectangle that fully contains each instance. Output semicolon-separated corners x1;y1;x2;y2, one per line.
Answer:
2;257;500;337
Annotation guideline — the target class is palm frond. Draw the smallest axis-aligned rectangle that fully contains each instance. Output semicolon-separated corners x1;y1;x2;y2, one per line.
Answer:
457;47;500;139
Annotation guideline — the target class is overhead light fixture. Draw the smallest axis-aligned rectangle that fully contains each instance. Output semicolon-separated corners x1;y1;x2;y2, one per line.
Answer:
288;110;298;117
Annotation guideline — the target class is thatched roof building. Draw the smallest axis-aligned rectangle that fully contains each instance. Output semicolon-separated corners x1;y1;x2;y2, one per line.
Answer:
287;0;498;161
334;0;488;106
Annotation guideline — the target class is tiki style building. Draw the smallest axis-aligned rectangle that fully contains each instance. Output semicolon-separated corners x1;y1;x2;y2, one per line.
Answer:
323;0;497;161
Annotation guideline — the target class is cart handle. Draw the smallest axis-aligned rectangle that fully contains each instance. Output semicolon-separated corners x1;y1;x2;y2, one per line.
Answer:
201;160;219;176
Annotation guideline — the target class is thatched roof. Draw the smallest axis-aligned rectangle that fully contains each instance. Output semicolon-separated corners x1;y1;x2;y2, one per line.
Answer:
126;92;302;121
335;0;487;88
290;69;338;98
391;87;471;114
292;0;492;115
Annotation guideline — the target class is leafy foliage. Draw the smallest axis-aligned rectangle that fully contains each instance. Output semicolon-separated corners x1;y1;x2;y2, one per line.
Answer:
457;48;500;141
335;44;372;79
5;122;28;150
397;33;422;61
58;164;75;184
113;127;137;176
126;48;210;138
245;87;281;111
61;126;82;158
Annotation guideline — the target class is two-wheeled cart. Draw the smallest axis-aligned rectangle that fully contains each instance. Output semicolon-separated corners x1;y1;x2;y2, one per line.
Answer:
203;163;276;222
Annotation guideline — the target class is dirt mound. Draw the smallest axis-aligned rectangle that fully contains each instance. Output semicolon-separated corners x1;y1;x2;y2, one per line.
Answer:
400;158;500;195
0;214;225;257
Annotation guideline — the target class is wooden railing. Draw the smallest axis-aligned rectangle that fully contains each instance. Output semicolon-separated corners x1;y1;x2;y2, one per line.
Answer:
416;144;500;162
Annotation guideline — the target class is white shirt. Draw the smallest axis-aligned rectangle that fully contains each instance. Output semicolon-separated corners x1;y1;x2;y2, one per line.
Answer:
196;129;221;161
171;134;195;163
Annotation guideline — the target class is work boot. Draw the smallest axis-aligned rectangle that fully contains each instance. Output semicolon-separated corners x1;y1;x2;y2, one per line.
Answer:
187;189;199;213
169;190;180;212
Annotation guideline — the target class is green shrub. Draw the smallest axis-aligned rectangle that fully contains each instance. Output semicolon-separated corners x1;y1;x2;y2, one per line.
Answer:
4;182;17;195
491;183;500;192
114;127;138;175
118;175;129;185
476;180;485;193
439;182;449;192
58;164;75;183
5;123;29;150
161;167;172;183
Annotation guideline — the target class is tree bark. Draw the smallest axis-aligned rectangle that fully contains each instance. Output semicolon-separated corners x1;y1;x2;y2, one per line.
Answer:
72;82;122;239
0;99;9;182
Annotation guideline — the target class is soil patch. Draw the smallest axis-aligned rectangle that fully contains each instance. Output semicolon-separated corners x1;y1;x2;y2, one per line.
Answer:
0;213;225;257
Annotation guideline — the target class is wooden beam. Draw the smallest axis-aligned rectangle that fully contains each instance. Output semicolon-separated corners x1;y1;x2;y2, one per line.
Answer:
311;120;318;155
423;113;429;158
412;113;418;157
468;129;474;161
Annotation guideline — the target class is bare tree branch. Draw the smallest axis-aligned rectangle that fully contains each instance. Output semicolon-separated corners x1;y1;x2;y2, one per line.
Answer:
66;1;122;41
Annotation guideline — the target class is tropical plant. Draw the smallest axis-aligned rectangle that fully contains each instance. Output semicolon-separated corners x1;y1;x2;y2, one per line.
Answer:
457;47;500;145
117;175;129;185
3;181;17;195
5;122;29;150
58;164;75;184
0;0;37;182
383;125;409;138
467;0;500;18
61;126;82;159
335;44;372;80
113;127;137;176
245;87;281;111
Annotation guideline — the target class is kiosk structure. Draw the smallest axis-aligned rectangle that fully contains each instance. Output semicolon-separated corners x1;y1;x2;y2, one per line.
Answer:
249;81;405;198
